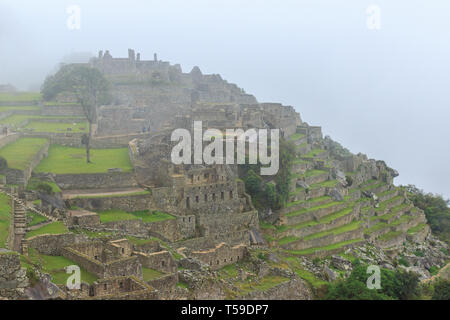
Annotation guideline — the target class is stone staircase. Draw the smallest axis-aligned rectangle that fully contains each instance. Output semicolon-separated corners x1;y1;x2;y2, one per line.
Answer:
1;189;57;222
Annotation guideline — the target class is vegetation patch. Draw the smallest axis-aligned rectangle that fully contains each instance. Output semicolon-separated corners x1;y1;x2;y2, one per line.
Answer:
0;138;48;170
142;267;165;281
23;121;89;133
98;210;175;223
34;145;133;174
26;221;68;239
0;193;11;248
24;248;97;285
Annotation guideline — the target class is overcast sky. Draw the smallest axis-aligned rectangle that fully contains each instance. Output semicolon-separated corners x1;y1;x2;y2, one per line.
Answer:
1;0;449;199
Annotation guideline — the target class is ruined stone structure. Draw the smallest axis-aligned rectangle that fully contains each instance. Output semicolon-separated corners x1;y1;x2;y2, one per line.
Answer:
0;49;447;300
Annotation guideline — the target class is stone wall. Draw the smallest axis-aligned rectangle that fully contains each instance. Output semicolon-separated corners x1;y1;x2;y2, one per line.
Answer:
189;242;247;270
0;252;28;300
2;140;49;186
282;228;364;251
25;233;89;255
135;250;177;274
41;105;84;116
147;272;177;293
54;172;137;190
69;193;151;212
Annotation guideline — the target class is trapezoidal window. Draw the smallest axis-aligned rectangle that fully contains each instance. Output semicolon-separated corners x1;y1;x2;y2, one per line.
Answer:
186;197;190;209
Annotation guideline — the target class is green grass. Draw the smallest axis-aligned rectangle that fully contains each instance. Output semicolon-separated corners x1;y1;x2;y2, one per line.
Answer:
407;223;427;235
219;264;239;278
378;230;403;241
26;221;68;239
23;121;89;133
235;275;289;295
142;267;165;281
302;220;362;241
27;211;48;227
74;190;150;199
0;193;11;248
259;220;276;230
364;222;389;235
0;92;41;102
285;200;341;217
44;101;79;106
0;138;48;170
310;180;339;188
278;236;299;245
302;149;326;159
0;105;41;112
26;177;61;193
288;133;305;141
25;248;97;285
285;256;327;288
34;145;133;174
98;210;175;223
286;196;331;208
285;238;363;255
0;115;83;126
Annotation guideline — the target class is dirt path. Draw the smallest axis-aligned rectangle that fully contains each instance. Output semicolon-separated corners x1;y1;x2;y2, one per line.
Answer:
62;187;147;199
421;262;450;283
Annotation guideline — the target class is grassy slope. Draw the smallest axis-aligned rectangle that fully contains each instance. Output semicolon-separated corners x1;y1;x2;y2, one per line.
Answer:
34;145;133;174
0;137;48;170
0;193;11;248
26;221;68;239
23;121;89;133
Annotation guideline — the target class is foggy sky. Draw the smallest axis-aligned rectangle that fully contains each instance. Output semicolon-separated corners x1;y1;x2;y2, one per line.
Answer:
1;0;449;199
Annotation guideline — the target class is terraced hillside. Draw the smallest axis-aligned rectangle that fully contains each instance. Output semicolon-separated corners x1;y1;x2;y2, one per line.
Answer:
259;123;429;258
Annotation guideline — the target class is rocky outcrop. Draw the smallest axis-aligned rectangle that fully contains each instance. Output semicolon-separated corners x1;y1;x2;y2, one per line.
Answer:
0;252;29;300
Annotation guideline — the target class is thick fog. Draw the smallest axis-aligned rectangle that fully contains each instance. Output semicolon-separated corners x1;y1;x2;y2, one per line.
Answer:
1;0;449;199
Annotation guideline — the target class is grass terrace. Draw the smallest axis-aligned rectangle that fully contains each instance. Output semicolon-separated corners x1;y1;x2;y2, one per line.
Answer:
142;267;165;281
0;92;41;102
302;220;362;241
27;211;48;227
23;121;89;133
98;210;175;223
279;206;354;232
0;138;48;170
288;133;305;141
407;223;428;235
0;115;84;126
285;256;327;288
34;145;133;174
285;238;363;255
285;200;342;217
286;196;331;208
302;149;326;159
25;221;68;239
24;248;97;285
0;105;41;113
0;193;11;247
26;177;61;193
378;230;403;241
235;275;289;296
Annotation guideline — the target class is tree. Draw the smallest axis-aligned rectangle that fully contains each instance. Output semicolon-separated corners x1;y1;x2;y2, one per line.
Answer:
41;65;110;163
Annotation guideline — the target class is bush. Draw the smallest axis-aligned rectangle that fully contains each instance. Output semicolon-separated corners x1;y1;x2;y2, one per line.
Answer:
324;264;419;300
429;265;439;276
432;279;450;300
398;256;409;267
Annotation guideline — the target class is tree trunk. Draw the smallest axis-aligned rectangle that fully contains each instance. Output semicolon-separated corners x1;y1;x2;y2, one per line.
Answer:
86;122;92;163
